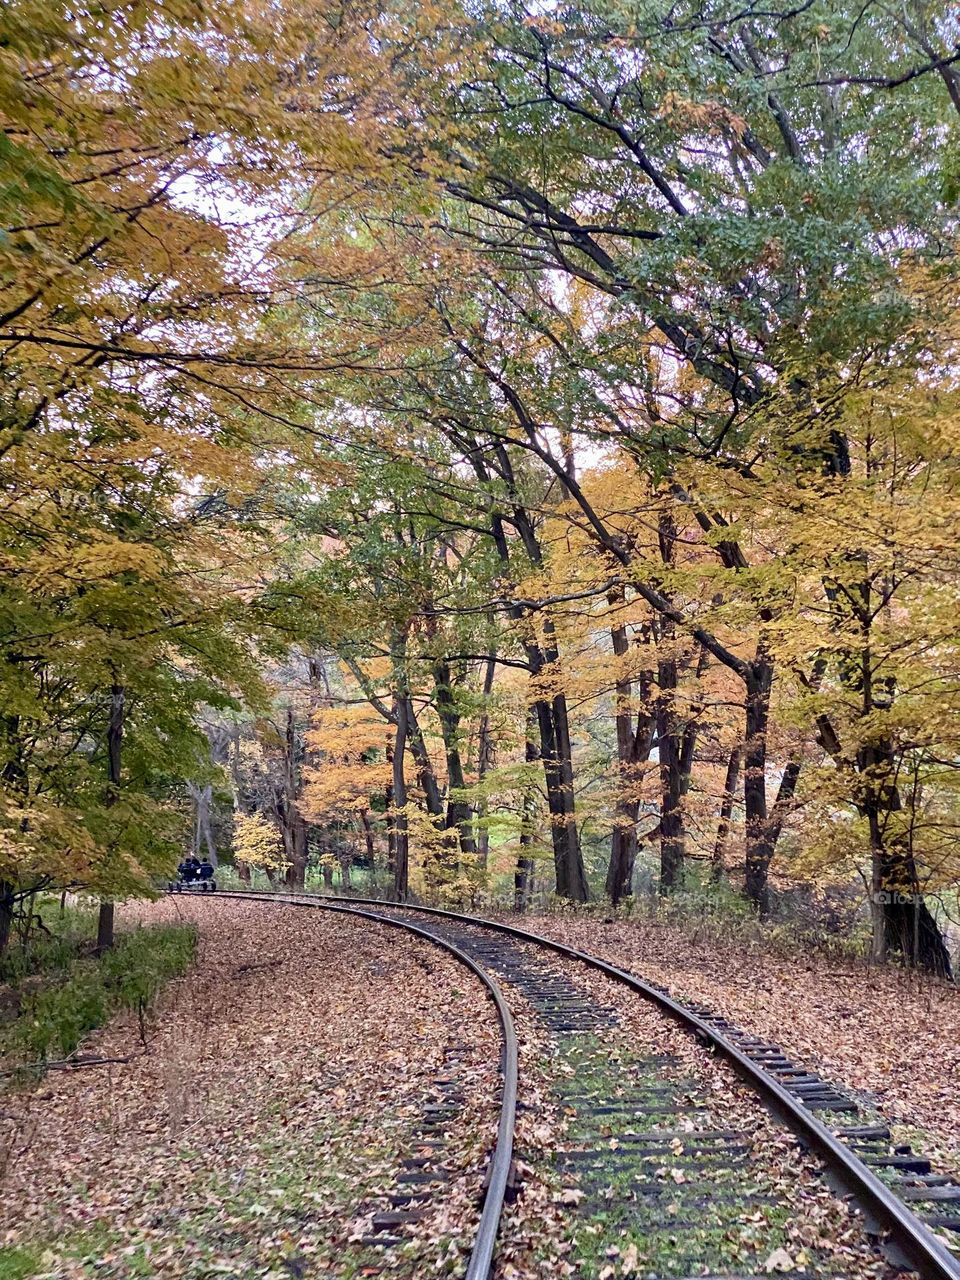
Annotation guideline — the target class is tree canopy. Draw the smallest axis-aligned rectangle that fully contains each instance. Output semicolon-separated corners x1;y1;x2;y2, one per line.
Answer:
2;0;959;970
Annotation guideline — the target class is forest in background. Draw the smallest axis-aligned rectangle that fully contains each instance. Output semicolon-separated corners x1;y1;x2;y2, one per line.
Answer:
2;0;960;973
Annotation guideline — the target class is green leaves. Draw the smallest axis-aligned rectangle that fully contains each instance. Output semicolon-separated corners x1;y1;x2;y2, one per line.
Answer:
7;918;196;1064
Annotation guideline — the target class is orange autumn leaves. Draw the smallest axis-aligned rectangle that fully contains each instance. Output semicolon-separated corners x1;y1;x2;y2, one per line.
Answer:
301;705;392;825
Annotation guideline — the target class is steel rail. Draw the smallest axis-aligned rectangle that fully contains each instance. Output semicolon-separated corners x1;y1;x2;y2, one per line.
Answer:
186;892;517;1280
217;889;959;1280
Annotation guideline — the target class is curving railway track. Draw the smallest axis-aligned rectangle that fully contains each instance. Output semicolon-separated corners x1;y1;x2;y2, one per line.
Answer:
195;890;960;1280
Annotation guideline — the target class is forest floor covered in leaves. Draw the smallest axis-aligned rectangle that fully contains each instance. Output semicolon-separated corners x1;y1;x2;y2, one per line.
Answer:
519;911;960;1171
0;899;499;1279
1;897;956;1280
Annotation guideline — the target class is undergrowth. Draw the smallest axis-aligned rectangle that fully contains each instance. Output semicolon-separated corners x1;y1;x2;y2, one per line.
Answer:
534;867;875;967
0;902;97;986
0;908;196;1071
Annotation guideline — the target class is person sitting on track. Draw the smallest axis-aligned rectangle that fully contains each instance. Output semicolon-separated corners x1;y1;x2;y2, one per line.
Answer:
198;858;215;882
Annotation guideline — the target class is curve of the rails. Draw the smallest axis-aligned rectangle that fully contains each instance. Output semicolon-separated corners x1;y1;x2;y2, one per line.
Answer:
176;893;516;1280
216;890;960;1280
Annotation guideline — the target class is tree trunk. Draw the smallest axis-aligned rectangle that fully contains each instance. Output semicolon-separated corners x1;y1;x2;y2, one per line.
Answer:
607;598;635;906
433;661;476;861
711;745;742;881
514;839;535;911
861;740;952;977
96;902;115;955
361;809;376;870
552;690;588;900
534;693;588;901
465;453;588;903
474;656;497;871
676;644;709;808
96;683;124;955
191;783;217;864
515;730;538;911
283;811;309;889
391;697;410;901
656;651;685;893
606;608;656;905
282;705;309;889
385;739;397;877
403;697;445;822
880;876;951;976
607;815;639;907
0;716;25;955
652;519;686;894
814;459;951;973
742;661;774;915
0;881;14;955
815;613;951;975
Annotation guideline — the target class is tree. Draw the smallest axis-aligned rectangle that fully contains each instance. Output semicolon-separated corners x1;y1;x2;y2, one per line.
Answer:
233;813;288;878
4;0;960;970
1;0;403;936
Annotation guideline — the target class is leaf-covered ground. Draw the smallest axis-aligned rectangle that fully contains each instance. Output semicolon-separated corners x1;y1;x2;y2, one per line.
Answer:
1;900;952;1280
517;911;960;1169
0;899;500;1279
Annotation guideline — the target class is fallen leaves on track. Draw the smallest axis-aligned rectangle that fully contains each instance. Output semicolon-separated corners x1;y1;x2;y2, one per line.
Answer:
498;938;894;1280
517;912;960;1171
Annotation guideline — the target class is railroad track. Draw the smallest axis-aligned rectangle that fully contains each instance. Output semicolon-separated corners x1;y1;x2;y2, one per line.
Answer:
193;890;960;1280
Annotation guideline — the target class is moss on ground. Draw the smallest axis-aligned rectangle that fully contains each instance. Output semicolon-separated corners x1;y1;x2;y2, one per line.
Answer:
546;1033;838;1279
0;1247;42;1280
11;1117;395;1278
